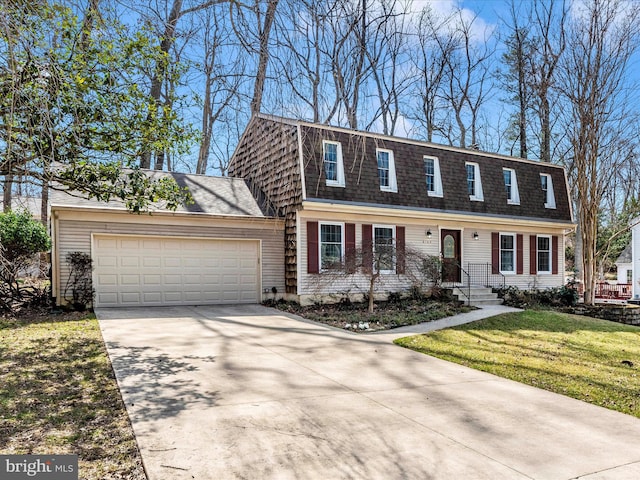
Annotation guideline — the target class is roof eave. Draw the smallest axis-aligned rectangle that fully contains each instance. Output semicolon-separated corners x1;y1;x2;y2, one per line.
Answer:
301;199;576;230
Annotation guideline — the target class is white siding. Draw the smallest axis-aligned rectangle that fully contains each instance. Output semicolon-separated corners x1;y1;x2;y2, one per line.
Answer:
53;211;284;305
298;216;567;302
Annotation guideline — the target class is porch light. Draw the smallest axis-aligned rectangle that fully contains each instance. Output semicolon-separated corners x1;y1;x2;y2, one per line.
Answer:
426;229;432;239
473;232;479;240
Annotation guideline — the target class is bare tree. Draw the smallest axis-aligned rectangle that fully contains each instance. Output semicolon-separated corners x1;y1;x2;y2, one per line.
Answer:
560;0;640;304
324;0;371;129
137;0;229;170
272;0;327;122
195;7;243;174
406;6;454;142
230;0;280;116
439;9;494;149
364;0;411;135
529;0;566;163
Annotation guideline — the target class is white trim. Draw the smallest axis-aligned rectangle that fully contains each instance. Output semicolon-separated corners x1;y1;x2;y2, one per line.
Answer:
499;232;516;275
318;221;345;272
466;162;484;202
424;155;443;197
297;124;307;200
322;140;345;187
541;173;556;209
537;234;552;274
299;200;575;230
503;168;520;205
373;224;396;274
376;148;397;193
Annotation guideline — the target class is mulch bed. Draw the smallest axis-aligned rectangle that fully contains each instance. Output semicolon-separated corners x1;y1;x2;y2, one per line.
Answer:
270;298;473;333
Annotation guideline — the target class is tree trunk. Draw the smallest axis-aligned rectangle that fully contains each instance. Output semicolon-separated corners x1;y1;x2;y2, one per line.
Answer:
540;93;551;162
3;175;12;212
141;0;183;169
41;181;48;227
250;0;279;115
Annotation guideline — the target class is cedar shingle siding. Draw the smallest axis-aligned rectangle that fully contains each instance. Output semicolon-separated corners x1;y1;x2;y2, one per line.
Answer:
228;116;303;293
300;125;571;223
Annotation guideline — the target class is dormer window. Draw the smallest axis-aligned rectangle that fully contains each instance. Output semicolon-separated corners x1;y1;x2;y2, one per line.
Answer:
540;173;556;209
465;162;484;201
503;168;520;205
376;149;397;192
424;156;443;197
323;140;345;187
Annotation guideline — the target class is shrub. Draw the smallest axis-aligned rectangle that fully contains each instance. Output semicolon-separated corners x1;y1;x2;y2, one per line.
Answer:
0;210;51;262
0;210;50;305
495;284;579;308
418;255;442;287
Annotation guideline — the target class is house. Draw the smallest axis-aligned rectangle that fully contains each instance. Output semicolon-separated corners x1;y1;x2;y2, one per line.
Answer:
228;114;575;305
615;217;640;302
50;173;285;307
50;114;575;308
615;244;632;286
1;195;43;220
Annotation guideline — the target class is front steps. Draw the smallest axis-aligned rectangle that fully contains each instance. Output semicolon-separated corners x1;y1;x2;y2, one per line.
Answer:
451;286;503;306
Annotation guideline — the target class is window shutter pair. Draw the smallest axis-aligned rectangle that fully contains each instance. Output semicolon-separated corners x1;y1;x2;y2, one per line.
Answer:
308;221;356;274
491;233;523;274
362;224;405;274
529;235;559;275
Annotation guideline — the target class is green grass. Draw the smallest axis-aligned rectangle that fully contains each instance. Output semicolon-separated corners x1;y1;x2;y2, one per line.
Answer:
395;310;640;418
0;314;145;479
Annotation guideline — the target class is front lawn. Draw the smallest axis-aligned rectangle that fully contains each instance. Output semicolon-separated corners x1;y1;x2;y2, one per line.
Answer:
395;310;640;418
0;313;146;479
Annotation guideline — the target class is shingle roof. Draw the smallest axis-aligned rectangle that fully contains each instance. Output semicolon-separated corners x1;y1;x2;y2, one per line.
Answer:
616;244;632;264
298;123;573;223
50;171;267;217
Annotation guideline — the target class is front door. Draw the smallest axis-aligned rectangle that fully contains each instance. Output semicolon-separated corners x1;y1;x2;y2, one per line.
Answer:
441;229;461;283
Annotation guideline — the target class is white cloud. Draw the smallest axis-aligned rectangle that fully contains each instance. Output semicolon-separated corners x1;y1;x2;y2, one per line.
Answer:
406;0;496;43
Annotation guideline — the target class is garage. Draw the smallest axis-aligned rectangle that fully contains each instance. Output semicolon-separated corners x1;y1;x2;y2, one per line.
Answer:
92;234;260;307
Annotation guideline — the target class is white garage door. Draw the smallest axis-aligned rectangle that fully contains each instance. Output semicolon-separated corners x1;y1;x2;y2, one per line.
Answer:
93;235;260;307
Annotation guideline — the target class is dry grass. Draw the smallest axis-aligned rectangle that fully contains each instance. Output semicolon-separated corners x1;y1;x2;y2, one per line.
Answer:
0;312;146;479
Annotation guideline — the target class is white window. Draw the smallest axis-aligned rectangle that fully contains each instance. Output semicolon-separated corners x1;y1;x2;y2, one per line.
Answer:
424;156;443;197
503;168;520;205
323;140;345;187
465;162;484;201
627;269;633;284
319;222;343;270
537;235;552;274
376;149;397;193
374;225;395;273
540;173;556;209
500;233;516;274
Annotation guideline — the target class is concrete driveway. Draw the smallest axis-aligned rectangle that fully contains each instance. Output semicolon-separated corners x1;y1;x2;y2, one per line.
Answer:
97;305;640;480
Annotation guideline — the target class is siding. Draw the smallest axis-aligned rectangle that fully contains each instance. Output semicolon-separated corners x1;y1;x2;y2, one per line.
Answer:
53;212;284;304
297;217;565;301
463;228;565;289
228;116;302;294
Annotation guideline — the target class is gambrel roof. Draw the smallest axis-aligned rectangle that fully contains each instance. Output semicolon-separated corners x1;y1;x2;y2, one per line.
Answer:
230;114;573;225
